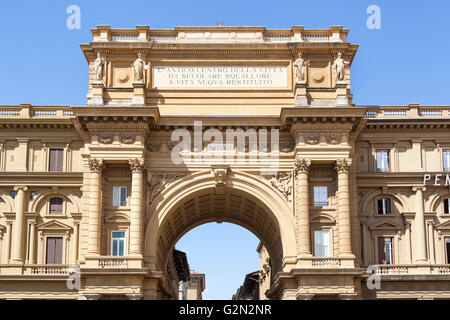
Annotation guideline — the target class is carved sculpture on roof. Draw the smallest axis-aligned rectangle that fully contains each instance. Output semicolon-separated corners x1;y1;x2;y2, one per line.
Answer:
90;52;106;82
333;52;348;82
133;53;148;83
293;52;309;83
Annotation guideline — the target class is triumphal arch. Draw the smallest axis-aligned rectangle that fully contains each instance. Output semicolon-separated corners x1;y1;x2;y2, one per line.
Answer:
1;25;450;300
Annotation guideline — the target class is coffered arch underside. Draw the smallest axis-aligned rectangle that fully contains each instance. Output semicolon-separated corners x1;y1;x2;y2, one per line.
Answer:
144;171;296;275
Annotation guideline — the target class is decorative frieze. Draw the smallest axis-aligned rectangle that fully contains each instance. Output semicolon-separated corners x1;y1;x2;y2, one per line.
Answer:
120;134;136;144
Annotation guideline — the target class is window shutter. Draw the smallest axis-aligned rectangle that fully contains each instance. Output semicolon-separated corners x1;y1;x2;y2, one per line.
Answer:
49;150;57;172
377;199;383;214
120;187;127;206
54;237;63;264
378;237;386;264
49;149;63;172
46;237;56;264
56;149;63;172
386;198;392;214
113;187;120;206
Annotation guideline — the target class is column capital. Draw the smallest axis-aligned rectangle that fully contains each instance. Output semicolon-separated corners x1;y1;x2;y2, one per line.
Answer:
129;158;146;173
13;185;28;192
335;158;352;174
412;186;426;192
88;158;105;172
293;157;311;175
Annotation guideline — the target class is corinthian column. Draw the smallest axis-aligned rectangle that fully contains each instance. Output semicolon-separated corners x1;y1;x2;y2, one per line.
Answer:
87;158;104;255
412;187;427;262
294;158;311;256
335;159;353;256
11;186;28;263
129;158;145;256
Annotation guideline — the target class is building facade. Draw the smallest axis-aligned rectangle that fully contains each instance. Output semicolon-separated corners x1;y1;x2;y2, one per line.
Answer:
0;25;450;300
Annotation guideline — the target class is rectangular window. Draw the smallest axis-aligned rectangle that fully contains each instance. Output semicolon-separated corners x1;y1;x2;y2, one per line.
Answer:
49;148;64;172
376;150;390;172
111;231;126;256
444;199;450;214
378;237;393;265
446;238;450;264
46;237;63;264
377;198;392;215
313;186;328;207
443;150;450;172
113;186;127;206
49;198;63;214
314;230;330;257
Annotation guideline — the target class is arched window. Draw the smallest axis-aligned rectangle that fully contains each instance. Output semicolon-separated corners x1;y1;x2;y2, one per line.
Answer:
49;197;63;215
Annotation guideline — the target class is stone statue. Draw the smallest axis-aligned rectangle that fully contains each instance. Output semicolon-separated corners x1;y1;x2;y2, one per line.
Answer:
333;52;347;82
90;52;106;82
133;53;147;83
293;52;309;83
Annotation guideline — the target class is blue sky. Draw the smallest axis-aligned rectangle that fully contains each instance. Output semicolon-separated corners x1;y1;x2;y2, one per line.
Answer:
1;0;450;300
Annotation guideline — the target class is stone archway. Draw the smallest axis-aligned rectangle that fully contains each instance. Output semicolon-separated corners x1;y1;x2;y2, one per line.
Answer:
144;170;297;299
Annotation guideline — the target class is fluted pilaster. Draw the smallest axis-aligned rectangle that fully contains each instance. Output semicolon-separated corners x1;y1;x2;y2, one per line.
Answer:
294;157;311;256
129;158;145;256
87;158;104;255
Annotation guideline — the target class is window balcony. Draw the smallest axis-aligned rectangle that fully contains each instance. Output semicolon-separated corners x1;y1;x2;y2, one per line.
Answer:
0;264;71;276
371;264;450;275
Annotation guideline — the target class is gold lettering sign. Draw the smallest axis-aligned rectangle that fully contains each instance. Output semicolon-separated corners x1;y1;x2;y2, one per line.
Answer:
153;66;288;88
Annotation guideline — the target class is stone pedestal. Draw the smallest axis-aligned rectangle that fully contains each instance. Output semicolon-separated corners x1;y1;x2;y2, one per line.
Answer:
335;81;349;105
91;81;105;105
132;82;145;105
294;82;308;106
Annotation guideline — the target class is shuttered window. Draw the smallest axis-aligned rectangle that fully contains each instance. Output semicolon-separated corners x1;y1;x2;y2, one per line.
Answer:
113;186;127;206
378;237;393;265
377;198;392;214
49;149;63;172
49;197;63;214
46;237;63;264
